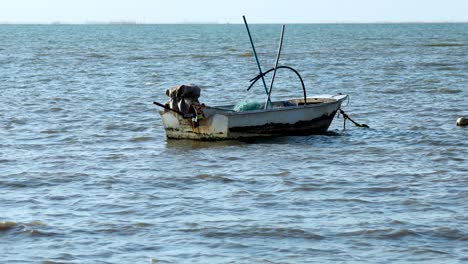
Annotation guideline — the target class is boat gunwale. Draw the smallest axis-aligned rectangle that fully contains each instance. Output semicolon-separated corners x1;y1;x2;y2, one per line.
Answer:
204;95;348;116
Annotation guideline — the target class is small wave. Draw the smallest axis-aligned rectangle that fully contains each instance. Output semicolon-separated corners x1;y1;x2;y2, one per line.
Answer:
149;258;175;264
430;227;467;241
8;118;27;125
340;228;419;239
60;136;78;143
424;79;441;84
401;198;425;206
41;253;77;264
0;180;29;188
273;171;290;176
49;107;63;112
104;153;126;160
427;88;463;94
104;123;122;130
389;219;408;225
382;88;403;94
191;54;212;59
324;198;373;204
195;173;234;183
363;186;400;192
127;55;149;60
418;62;457;67
87;52;110;59
224;156;242;161
130;125;152;132
409;247;450;255
134;222;153;228
347;186;401;194
239;51;253;57
384;229;419;239
0;220;55;237
292;185;321;192
186;226;324;240
437;67;458;71
409;125;426;131
102;209;137;215
29;229;59;237
40;129;61;134
92;221;153;235
423;43;465;47
129;136;154;142
39;77;54;83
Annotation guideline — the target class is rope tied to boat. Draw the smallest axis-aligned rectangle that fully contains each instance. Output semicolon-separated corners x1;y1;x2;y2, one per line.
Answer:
338;109;369;130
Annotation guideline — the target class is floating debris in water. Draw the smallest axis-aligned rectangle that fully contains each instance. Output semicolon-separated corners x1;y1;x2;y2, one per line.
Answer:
456;117;467;126
423;43;465;47
0;221;17;231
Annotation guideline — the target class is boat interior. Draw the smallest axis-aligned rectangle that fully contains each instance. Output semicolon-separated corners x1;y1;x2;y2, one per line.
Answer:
205;97;338;113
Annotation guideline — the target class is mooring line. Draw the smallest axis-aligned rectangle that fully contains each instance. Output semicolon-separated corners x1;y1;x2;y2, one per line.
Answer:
339;109;369;130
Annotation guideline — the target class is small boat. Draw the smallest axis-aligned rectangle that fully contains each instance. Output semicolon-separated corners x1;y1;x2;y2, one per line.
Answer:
155;17;349;140
158;93;348;140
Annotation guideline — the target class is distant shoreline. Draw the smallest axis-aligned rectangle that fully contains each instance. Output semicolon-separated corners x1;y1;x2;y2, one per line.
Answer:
0;21;467;25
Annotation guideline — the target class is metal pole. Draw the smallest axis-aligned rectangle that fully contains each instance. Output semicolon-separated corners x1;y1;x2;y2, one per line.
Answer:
242;16;270;105
265;25;285;109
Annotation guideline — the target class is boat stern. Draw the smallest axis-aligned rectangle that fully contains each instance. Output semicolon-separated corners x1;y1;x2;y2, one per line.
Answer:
159;111;229;140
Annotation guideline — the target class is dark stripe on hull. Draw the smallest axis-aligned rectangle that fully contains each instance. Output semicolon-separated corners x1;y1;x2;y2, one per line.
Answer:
229;111;337;137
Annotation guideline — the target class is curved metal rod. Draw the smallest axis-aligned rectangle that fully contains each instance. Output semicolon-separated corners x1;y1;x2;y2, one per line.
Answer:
247;66;307;104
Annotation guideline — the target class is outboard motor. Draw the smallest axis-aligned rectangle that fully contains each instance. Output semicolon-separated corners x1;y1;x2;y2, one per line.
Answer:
166;84;201;113
165;84;205;123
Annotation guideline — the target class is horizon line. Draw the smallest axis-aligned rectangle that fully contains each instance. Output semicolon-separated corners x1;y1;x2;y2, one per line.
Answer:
1;21;468;25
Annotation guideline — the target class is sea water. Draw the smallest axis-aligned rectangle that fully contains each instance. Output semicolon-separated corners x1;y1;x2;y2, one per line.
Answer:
1;24;467;263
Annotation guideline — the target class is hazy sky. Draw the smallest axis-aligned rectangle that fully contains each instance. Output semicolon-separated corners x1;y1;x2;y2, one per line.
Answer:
1;0;467;23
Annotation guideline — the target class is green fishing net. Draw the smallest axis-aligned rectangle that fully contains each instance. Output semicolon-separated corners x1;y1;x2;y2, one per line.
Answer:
234;101;263;112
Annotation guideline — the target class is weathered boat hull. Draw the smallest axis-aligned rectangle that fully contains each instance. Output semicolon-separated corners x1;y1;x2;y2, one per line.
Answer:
160;95;347;140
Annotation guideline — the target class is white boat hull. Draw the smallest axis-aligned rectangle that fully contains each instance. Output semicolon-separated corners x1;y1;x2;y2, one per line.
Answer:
160;95;347;140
